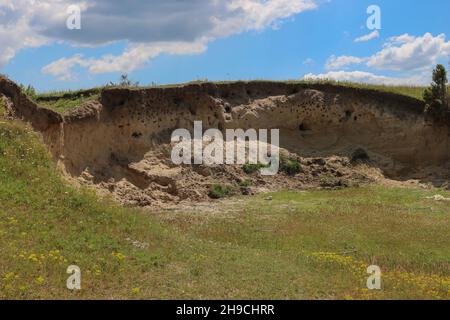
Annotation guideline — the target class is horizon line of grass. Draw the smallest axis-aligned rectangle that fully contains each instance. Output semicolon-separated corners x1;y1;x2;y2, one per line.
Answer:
35;79;432;101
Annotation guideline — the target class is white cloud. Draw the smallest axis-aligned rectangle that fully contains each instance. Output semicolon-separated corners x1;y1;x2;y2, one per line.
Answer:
34;0;316;45
382;34;415;48
88;41;208;74
326;33;450;72
0;0;319;78
354;30;379;43
303;70;428;86
367;33;450;71
319;33;450;86
42;41;208;79
325;55;367;70
221;0;317;34
41;54;91;81
0;0;49;67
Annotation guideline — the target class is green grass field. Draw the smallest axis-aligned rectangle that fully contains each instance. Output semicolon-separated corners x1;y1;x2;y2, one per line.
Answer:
1;106;449;299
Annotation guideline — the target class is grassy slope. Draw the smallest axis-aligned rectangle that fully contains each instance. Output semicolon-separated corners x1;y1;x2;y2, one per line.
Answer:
34;81;429;114
36;94;100;114
319;81;426;100
1;100;450;299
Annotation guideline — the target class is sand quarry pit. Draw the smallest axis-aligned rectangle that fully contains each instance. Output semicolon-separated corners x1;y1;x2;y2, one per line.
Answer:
1;76;449;208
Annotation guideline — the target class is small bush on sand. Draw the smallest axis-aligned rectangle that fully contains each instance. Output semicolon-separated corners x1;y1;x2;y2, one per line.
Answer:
280;157;302;176
242;163;269;174
209;184;235;199
107;74;140;87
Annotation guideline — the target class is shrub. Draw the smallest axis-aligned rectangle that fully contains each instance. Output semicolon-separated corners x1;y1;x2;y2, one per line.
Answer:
107;74;140;87
208;184;235;199
242;163;269;174
238;179;253;188
280;157;302;176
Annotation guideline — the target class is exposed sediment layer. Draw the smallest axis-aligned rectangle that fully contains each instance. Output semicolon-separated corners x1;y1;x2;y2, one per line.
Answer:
1;76;449;207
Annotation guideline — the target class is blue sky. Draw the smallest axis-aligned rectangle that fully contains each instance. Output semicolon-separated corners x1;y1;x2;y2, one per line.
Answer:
1;0;449;92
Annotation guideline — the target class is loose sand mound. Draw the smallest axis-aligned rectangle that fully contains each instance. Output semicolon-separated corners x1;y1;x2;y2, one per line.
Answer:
1;76;449;207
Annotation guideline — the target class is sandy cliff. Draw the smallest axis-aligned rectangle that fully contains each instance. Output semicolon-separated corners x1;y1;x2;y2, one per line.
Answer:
1;76;449;207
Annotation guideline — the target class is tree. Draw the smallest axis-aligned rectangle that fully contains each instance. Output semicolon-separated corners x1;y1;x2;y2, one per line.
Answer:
423;64;449;123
